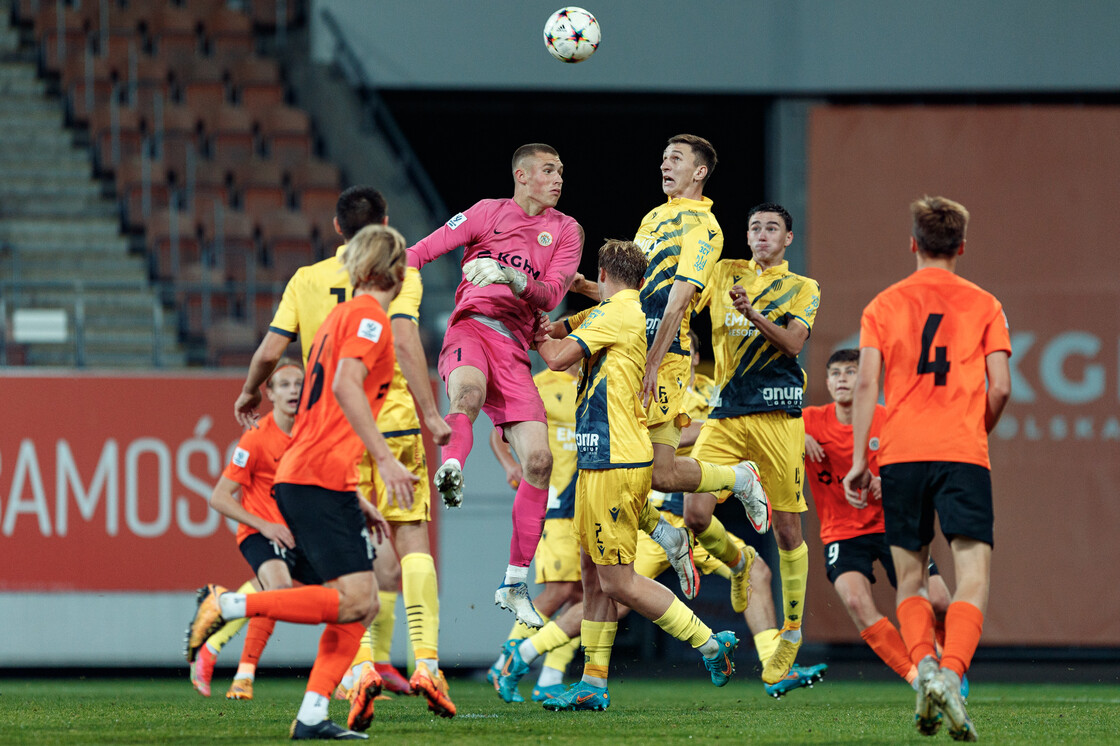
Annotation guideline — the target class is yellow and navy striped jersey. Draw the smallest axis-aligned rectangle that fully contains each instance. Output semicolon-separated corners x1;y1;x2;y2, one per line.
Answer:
568;289;653;470
697;258;820;418
535;368;578;519
648;373;717;516
634;196;723;356
377;267;424;437
269;245;352;365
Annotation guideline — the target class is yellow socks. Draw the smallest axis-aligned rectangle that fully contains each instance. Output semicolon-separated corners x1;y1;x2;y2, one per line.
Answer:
696;516;743;567
580;620;617;683
206;581;255;651
543;634;580;673
529;620;570;657
652;597;713;649
637;500;660;534
353;627;375;669
778;541;809;627
695;460;736;493
754;629;780;663
371;591;397;662
401;552;439;661
506;612;549;645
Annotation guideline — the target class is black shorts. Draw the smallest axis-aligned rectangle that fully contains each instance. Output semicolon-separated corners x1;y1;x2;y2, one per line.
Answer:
274;483;377;582
238;532;323;587
823;532;942;586
880;461;994;551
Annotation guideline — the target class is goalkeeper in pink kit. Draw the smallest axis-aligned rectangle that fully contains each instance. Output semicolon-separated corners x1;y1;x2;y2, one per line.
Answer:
408;143;584;627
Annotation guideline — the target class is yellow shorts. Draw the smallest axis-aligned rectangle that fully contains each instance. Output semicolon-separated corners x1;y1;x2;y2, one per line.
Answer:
692;410;807;514
357;432;431;522
647;352;691;444
535;517;581;583
634;510;747;578
574;466;652;566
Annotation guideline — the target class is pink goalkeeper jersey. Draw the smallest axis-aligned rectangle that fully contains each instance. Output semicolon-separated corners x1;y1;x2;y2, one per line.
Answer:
408;198;582;350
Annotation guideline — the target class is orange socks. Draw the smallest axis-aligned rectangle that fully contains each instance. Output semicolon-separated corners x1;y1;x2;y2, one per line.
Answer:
240;617;276;668
860;617;916;680
307;622;366;697
246;585;341;624
940;601;984;677
896;595;938;665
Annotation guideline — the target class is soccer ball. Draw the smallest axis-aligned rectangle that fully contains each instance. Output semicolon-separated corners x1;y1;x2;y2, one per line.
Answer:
543;7;600;63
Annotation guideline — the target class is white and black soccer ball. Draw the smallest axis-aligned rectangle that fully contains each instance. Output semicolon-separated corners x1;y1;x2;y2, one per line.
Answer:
543;7;600;63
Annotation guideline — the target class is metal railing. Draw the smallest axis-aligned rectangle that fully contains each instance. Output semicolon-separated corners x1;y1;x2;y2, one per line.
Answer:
0;276;287;368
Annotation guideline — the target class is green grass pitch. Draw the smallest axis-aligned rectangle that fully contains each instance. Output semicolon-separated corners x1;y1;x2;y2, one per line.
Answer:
1;675;1118;744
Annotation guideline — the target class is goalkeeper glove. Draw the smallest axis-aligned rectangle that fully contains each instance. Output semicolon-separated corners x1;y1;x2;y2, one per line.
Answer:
463;258;528;295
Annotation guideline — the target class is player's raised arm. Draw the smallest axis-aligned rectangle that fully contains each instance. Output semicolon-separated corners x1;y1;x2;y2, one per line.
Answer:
407;204;484;269
729;282;815;358
235;331;291;427
518;222;585;310
537;335;585;372
642;279;698;406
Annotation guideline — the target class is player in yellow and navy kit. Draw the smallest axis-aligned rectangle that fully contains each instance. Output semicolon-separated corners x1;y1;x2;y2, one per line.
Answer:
487;364;583;703
638;334;747;603
687;202;821;686
532;239;740;711
231;187;456;717
568;135;765;599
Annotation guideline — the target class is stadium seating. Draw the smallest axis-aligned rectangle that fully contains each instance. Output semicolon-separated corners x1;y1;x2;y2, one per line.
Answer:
22;0;323;359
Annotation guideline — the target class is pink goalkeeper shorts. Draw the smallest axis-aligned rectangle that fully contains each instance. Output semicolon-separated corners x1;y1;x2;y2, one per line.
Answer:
437;318;546;427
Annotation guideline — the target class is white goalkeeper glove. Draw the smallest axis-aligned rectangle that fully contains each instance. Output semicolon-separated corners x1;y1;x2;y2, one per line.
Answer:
463;258;528;295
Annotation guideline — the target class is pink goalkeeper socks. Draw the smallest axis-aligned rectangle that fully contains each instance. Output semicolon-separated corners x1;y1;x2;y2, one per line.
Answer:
441;412;474;467
509;480;549;566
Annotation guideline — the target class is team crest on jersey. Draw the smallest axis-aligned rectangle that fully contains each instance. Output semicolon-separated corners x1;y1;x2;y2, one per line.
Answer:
869;437;881;451
357;318;383;342
446;212;467;230
537;231;553;247
232;447;249;468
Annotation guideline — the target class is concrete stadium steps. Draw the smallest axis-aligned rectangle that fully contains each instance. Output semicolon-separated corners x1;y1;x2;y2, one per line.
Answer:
3;250;149;281
0;53;188;369
10;286;163;310
0;157;92;179
0;193;117;218
0;177;102;198
0;221;129;255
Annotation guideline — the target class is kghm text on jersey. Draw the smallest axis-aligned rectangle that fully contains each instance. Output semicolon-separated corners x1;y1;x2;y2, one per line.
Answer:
474;249;541;279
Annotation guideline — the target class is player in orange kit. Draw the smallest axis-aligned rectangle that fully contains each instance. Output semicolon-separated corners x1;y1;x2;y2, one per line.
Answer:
187;225;417;740
191;359;305;700
844;196;1011;741
804;349;959;692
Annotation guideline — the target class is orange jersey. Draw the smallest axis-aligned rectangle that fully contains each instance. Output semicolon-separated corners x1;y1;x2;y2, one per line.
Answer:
860;267;1011;468
222;411;292;545
275;294;396;492
803;403;887;544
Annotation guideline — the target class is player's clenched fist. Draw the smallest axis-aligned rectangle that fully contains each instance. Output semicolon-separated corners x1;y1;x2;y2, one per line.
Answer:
463;258;527;294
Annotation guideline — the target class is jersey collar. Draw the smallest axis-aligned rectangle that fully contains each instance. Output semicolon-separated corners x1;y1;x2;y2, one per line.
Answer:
665;195;714;212
748;258;790;277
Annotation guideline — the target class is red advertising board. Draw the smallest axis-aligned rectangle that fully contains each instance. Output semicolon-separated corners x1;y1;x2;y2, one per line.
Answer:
805;105;1120;646
0;371;441;592
1;372;250;590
